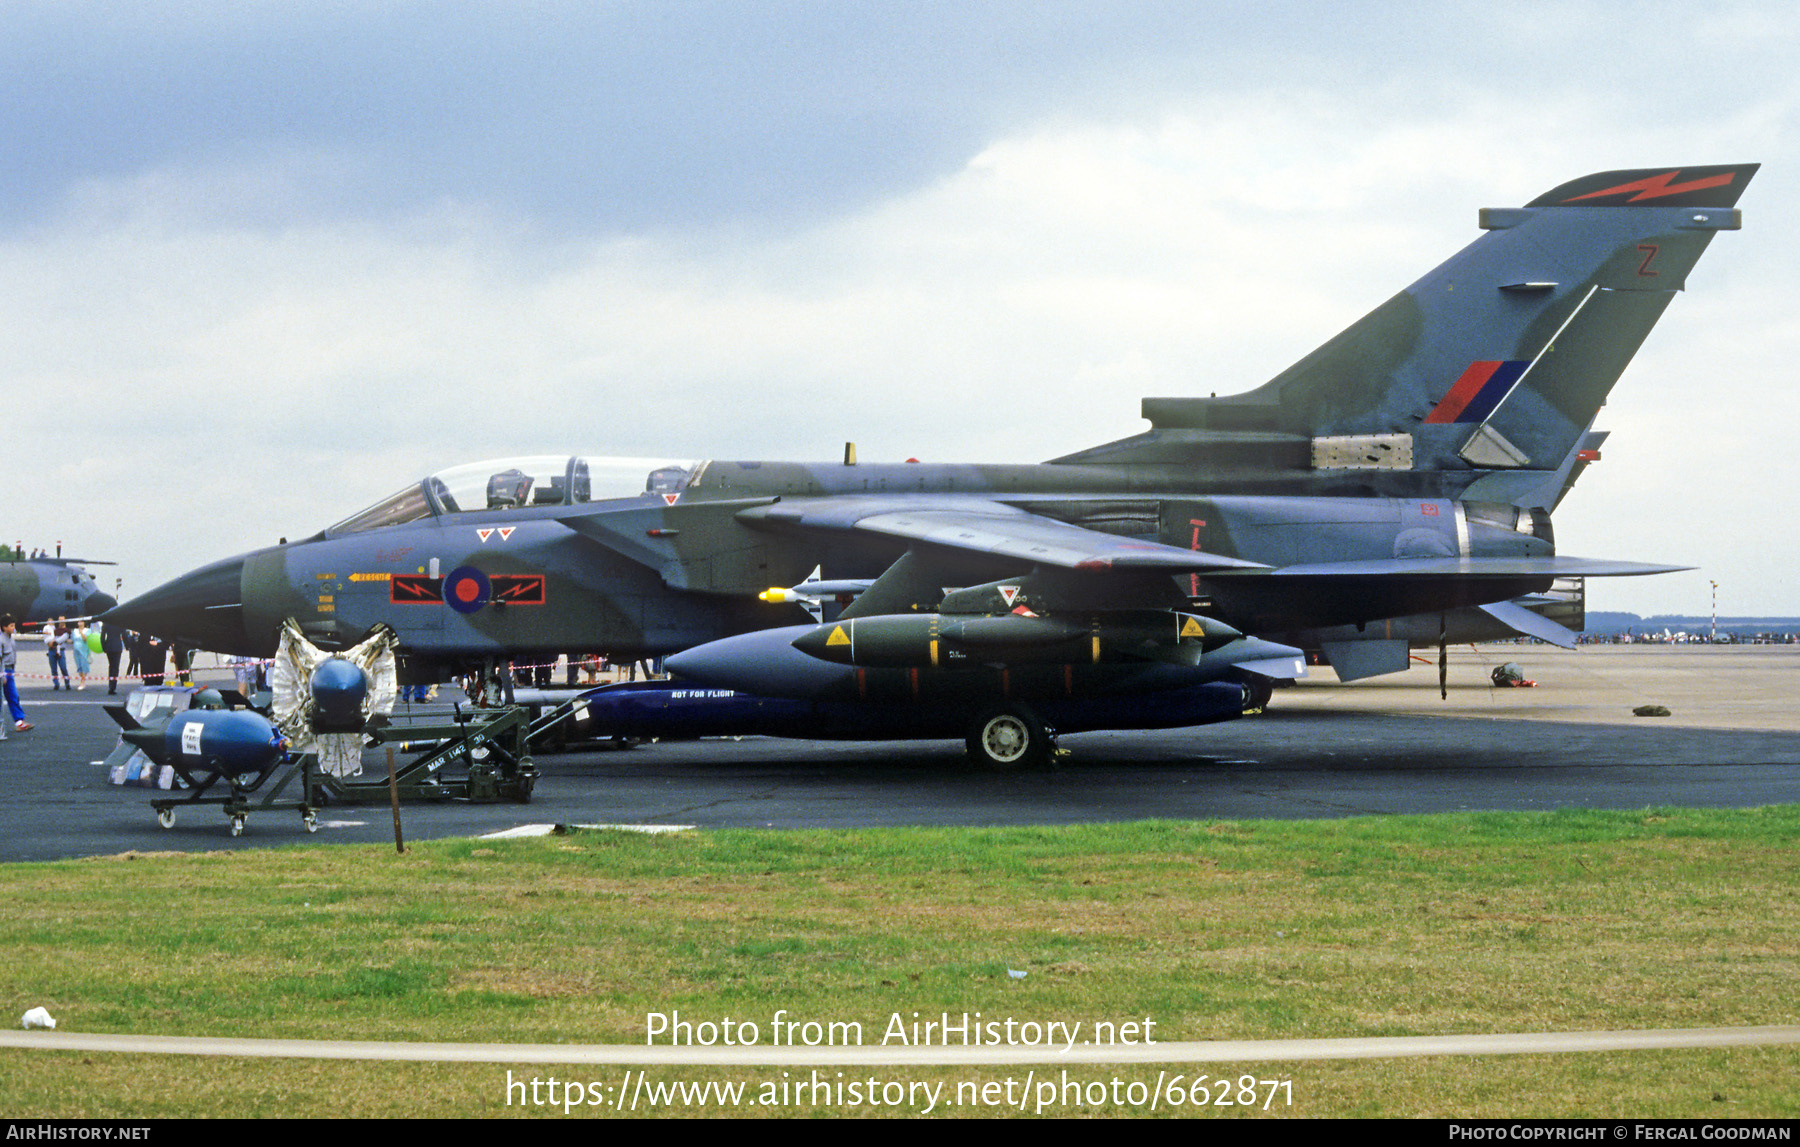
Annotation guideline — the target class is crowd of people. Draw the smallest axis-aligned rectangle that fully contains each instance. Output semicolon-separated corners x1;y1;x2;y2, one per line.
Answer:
0;620;642;735
0;615;192;735
39;617;95;691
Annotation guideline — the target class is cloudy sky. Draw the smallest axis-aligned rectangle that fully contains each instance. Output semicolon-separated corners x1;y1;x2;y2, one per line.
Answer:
4;0;1796;617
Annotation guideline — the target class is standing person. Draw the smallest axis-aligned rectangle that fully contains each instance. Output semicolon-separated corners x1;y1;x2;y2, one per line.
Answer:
229;654;252;697
140;633;167;687
45;620;70;691
1;616;32;731
71;620;93;691
124;629;140;678
100;622;123;695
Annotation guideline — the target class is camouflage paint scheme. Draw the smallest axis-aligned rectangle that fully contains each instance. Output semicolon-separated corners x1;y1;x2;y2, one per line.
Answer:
0;557;116;625
108;166;1755;689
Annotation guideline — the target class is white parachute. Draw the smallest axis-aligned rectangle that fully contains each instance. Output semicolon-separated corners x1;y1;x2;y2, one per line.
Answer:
270;620;399;777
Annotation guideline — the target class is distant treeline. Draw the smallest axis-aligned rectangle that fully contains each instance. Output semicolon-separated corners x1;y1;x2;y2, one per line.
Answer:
1586;612;1800;637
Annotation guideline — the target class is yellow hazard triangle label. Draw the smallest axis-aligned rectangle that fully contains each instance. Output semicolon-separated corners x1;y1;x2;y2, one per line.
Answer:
826;626;851;646
1179;616;1205;638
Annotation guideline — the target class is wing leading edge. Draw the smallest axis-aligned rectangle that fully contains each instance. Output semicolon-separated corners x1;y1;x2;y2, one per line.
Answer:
1219;556;1688;578
741;498;1268;573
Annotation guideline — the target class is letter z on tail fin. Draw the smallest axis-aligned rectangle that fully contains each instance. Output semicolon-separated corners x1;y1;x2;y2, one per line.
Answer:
1064;165;1756;500
1453;165;1756;478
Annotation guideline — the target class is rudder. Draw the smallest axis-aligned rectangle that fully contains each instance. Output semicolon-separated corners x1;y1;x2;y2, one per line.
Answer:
1064;165;1757;498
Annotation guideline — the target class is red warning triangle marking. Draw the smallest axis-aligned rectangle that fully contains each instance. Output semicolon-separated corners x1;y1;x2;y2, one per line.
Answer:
663;493;681;506
498;527;515;541
476;528;493;543
998;585;1020;606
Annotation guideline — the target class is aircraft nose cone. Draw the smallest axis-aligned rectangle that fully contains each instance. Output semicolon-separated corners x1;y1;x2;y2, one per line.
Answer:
82;591;117;616
103;554;250;653
667;626;855;699
788;624;844;663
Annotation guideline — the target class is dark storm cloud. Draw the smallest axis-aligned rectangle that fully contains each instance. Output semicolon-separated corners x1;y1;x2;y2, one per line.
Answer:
3;1;1784;237
0;0;1282;234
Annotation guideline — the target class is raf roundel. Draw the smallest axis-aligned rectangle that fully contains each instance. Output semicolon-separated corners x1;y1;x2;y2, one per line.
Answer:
442;566;492;614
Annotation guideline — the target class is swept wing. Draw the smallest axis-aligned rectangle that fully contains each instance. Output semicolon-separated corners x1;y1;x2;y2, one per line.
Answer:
741;497;1267;573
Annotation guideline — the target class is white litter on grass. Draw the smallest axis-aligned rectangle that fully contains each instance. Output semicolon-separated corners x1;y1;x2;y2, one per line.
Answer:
479;823;696;839
479;825;559;839
21;1007;55;1030
1007;970;1027;980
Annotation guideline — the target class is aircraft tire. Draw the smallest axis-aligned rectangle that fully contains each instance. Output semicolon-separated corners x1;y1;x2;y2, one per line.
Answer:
966;705;1050;772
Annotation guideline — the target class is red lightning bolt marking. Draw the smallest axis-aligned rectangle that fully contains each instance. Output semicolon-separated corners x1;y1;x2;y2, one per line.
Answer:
1564;170;1735;204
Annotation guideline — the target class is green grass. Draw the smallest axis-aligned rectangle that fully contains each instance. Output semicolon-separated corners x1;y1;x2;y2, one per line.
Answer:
2;807;1797;1117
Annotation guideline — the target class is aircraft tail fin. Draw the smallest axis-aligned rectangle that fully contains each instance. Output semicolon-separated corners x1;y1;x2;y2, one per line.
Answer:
1058;165;1756;502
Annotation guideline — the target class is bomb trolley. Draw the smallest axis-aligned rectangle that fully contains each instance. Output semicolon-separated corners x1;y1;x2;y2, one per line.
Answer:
109;689;543;835
146;751;333;838
332;703;540;804
152;706;540;834
102;686;323;837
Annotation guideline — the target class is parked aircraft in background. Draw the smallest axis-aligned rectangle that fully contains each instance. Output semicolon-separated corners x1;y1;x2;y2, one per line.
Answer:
106;165;1756;764
0;550;117;625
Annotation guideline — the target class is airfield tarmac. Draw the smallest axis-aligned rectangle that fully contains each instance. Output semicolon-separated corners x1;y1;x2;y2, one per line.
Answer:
1;643;1794;862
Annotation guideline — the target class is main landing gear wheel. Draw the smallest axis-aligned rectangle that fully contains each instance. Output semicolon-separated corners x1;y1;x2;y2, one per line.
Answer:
1238;673;1275;713
966;705;1052;772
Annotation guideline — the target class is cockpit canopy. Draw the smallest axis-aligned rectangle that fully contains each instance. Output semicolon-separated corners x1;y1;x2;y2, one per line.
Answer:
328;455;700;535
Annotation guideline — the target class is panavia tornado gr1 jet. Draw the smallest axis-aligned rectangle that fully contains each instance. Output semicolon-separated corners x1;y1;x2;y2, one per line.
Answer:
107;164;1755;767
